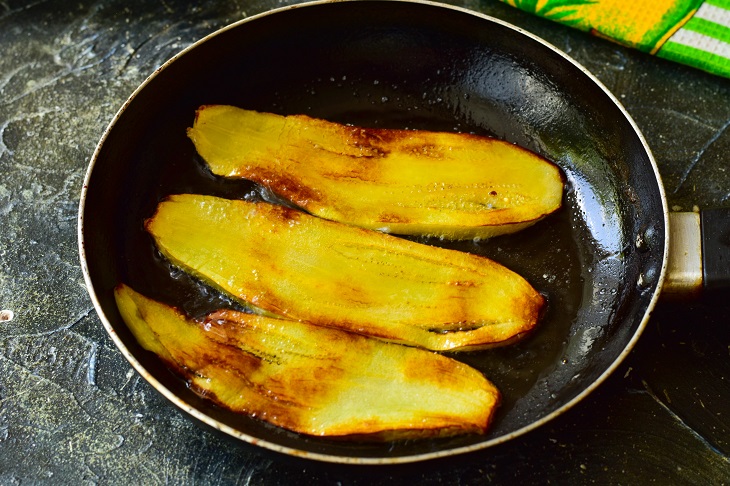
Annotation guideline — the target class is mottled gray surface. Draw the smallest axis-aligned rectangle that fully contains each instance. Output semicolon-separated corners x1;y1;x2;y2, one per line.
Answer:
1;0;729;484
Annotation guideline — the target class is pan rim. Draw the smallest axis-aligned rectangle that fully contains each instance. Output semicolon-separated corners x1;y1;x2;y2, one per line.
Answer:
77;0;670;465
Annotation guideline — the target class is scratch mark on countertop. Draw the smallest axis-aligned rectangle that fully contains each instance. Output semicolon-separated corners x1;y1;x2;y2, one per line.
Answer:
1;62;100;107
138;461;165;485
641;379;729;461
0;118;13;159
235;464;258;486
86;341;98;386
1;341;160;448
0;64;25;96
0;326;101;399
627;104;718;132
117;33;159;75
116;19;188;76
1;30;118;110
69;390;96;422
673;117;730;194
6;306;95;340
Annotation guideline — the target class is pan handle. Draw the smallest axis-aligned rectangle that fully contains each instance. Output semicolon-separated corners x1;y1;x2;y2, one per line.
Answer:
664;209;730;297
701;208;730;291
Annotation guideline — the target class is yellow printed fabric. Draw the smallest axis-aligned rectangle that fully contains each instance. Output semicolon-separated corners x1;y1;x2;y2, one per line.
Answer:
503;0;730;78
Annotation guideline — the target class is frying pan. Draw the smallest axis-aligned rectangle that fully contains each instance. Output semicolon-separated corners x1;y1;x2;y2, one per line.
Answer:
78;0;669;464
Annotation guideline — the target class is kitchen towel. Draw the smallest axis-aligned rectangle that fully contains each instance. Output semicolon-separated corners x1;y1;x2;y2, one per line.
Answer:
502;0;730;78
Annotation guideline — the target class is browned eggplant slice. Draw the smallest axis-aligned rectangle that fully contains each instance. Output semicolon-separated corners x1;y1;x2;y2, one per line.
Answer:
145;194;545;352
187;105;564;239
115;284;501;439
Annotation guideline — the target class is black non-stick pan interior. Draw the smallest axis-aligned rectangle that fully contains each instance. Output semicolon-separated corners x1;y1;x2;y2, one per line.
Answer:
80;0;667;462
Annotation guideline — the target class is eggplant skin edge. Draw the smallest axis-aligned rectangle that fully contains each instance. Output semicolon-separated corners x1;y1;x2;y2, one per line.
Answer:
187;105;564;240
114;283;501;440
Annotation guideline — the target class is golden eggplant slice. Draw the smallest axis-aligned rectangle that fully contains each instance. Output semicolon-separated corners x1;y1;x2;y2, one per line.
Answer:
114;284;500;439
187;105;564;240
146;194;545;352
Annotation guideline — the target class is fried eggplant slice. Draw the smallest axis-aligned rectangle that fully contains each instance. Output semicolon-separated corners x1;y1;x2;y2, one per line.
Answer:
187;105;564;240
146;194;545;352
114;284;500;439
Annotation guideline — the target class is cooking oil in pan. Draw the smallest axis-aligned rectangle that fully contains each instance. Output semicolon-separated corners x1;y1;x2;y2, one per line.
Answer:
112;97;631;441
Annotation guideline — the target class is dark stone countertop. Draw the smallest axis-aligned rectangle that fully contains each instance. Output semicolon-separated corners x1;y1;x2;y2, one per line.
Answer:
1;0;728;483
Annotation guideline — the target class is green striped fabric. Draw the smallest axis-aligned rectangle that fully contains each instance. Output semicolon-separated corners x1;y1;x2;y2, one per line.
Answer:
658;0;730;77
503;0;730;78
